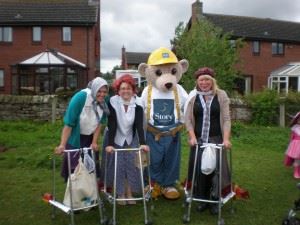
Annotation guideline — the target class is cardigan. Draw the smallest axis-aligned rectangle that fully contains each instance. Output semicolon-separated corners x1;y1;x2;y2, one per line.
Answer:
184;89;231;138
64;89;106;148
107;100;146;146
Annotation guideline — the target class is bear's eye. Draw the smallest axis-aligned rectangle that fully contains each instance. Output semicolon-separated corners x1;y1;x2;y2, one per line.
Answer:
171;68;177;75
155;69;162;76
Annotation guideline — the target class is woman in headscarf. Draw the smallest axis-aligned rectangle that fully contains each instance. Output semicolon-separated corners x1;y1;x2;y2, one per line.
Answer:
55;77;109;181
184;67;231;215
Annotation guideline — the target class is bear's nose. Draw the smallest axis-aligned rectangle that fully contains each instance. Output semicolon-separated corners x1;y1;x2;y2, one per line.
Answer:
165;83;173;89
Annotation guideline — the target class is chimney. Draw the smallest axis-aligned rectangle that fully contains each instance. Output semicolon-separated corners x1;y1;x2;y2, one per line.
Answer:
121;46;127;69
192;0;203;24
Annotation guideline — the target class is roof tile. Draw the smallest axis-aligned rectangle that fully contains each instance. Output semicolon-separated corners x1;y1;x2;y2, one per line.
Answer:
0;0;98;25
204;13;300;42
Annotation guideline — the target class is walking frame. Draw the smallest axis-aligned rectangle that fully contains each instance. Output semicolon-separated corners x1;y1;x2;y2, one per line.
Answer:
282;183;300;225
102;147;153;225
182;143;235;225
50;147;108;225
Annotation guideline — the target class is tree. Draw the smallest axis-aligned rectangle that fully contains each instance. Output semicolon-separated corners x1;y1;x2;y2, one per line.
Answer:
171;19;243;93
101;64;122;85
112;65;122;74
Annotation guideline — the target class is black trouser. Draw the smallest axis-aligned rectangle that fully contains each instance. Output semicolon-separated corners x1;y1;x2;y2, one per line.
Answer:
187;136;223;200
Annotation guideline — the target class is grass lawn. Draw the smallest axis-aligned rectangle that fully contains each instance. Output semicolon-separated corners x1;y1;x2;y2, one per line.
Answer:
0;120;298;225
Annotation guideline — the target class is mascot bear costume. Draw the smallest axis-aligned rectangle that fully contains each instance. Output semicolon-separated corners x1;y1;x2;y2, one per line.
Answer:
138;47;189;200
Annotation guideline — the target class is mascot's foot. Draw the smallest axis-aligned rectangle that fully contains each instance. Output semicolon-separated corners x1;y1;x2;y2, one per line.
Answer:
151;183;162;199
161;187;180;200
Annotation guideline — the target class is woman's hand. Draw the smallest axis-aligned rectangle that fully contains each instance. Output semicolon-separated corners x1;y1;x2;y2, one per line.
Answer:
188;137;198;147
90;143;99;152
187;130;197;147
105;146;114;153
223;139;232;150
54;145;65;155
140;145;150;152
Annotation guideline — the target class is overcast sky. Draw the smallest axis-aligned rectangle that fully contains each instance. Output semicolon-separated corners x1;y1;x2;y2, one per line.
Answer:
100;0;300;73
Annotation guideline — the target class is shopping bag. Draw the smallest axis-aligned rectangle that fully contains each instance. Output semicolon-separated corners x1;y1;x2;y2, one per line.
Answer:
83;149;95;173
201;145;216;175
63;159;98;209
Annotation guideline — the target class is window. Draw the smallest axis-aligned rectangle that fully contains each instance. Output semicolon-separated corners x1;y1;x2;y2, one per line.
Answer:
234;76;252;95
272;42;284;55
62;27;71;42
229;40;236;48
252;41;260;54
0;27;12;42
36;68;49;73
0;70;4;87
67;67;77;90
269;76;288;94
67;74;77;89
289;77;298;91
32;26;41;42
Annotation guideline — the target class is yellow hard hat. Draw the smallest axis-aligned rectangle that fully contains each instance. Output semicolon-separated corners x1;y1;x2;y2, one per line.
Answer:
147;47;178;65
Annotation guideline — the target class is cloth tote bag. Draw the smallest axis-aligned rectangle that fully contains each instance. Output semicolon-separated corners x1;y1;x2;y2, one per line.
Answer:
63;159;97;209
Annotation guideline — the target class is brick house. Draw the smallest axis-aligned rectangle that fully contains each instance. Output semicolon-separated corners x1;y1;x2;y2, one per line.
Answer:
0;0;100;95
190;0;300;94
121;1;300;94
121;46;149;70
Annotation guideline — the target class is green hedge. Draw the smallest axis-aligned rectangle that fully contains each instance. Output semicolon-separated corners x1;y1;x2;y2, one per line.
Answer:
245;89;300;126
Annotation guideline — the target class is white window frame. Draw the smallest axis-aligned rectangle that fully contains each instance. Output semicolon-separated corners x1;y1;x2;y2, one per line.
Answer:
244;76;252;94
32;26;42;42
229;39;236;48
252;41;260;54
0;27;12;42
269;76;288;94
272;42;284;55
0;70;4;87
62;27;71;42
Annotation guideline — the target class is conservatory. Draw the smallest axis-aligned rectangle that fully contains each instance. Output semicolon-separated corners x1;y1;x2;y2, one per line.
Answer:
12;50;87;95
268;62;300;94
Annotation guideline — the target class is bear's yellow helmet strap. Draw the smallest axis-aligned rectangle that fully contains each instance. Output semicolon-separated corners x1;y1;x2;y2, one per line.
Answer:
146;83;180;122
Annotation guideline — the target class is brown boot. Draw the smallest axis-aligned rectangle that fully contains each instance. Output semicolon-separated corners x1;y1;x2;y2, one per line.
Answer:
161;187;180;200
151;183;162;199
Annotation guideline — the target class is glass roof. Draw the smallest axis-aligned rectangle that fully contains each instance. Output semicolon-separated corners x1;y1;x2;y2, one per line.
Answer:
270;62;300;76
19;50;86;68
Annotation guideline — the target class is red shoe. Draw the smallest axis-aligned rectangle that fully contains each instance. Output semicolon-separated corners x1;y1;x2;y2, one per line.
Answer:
181;179;192;190
284;156;294;166
97;181;112;193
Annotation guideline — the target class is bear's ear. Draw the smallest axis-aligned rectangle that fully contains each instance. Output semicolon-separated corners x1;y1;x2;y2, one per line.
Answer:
179;59;189;73
138;63;148;77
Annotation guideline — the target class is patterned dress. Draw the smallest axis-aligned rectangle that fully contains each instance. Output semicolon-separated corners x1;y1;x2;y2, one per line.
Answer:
104;96;146;196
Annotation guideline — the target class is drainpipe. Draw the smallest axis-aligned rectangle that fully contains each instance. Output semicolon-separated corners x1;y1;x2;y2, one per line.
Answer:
86;26;90;83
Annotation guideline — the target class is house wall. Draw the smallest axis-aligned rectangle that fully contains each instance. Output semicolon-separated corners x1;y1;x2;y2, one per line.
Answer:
238;41;300;91
127;65;138;70
0;25;99;94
